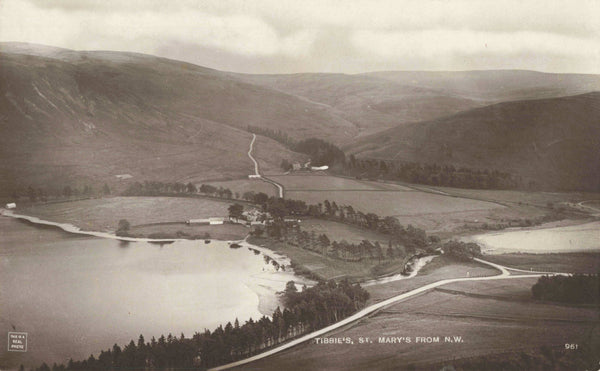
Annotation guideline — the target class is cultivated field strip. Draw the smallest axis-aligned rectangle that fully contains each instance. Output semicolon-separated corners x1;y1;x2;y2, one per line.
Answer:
209;258;556;371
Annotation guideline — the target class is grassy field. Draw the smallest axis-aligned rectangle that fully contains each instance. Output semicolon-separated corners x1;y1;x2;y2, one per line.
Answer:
286;190;503;216
18;196;233;232
366;255;499;303
233;278;599;371
483;252;600;274
299;218;391;245
268;174;412;191
202;178;279;197
128;222;249;241
248;236;406;282
425;186;600;208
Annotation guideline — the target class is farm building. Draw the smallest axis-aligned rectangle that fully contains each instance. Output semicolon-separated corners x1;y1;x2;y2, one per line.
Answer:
248;174;261;179
311;165;329;171
5;203;16;209
209;217;224;225
186;217;225;225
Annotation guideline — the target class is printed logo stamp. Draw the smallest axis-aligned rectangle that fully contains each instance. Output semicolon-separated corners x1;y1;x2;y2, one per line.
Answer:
8;332;27;352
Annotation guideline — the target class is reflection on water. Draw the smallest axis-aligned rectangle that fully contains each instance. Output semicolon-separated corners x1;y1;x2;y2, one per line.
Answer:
468;221;600;254
0;217;302;368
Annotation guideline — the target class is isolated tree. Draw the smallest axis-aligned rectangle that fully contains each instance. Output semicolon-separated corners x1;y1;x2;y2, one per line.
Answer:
186;182;197;193
103;183;111;195
63;185;72;198
228;203;244;220
280;159;292;171
27;185;36;202
254;192;269;206
117;219;130;233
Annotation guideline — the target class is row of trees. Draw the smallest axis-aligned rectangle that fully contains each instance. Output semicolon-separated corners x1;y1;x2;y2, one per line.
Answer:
123;181;199;196
11;184;111;202
285;229;403;262
531;274;599;304
345;157;520;190
33;280;369;371
247;126;346;169
441;240;482;261
247;125;520;190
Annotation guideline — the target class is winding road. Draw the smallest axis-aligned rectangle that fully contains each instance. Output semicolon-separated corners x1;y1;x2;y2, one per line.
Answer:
210;257;562;371
247;133;285;198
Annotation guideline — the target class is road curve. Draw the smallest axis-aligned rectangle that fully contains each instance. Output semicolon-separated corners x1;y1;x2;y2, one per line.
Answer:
247;133;285;198
209;258;557;371
248;134;260;176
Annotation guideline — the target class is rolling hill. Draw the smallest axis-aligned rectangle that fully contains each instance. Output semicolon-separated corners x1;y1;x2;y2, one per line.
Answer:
2;42;599;194
234;70;600;139
364;70;600;102
233;72;487;137
347;92;600;191
0;43;354;195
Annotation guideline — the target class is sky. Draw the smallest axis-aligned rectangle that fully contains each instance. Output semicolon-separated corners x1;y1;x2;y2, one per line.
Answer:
1;0;599;74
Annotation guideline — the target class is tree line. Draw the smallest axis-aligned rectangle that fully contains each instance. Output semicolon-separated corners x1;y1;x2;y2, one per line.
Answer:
247;126;346;169
9;183;111;202
247;125;521;190
345;156;520;190
531;274;599;304
259;197;432;252
31;280;369;371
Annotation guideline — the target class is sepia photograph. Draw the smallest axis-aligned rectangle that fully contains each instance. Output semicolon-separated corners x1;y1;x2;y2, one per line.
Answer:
0;1;599;370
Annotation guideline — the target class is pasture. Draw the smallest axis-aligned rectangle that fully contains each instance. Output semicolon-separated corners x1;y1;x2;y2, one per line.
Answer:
18;196;232;232
268;174;412;191
425;186;599;208
484;252;600;274
128;223;248;241
299;218;391;246
248;236;405;282
232;278;598;371
202;179;279;197
286;190;503;217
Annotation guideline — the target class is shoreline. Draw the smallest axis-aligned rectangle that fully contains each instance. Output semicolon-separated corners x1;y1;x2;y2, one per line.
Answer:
0;209;308;322
462;219;600;255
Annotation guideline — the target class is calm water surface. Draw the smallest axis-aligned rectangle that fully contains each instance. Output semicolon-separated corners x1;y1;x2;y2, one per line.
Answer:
0;217;298;368
469;221;600;254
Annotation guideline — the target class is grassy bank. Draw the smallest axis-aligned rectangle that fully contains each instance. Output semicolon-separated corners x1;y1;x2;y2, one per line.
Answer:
17;196;233;232
128;222;249;241
247;236;406;282
483;252;600;274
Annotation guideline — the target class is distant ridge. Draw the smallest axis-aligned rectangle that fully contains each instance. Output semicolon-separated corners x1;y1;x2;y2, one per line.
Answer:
348;92;600;191
1;42;599;193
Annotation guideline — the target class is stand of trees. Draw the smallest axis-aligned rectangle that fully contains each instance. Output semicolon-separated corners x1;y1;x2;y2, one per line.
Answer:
247;126;346;168
531;274;599;304
344;157;520;190
123;181;198;196
441;240;482;261
9;183;107;202
32;280;369;371
247;126;520;190
259;197;431;254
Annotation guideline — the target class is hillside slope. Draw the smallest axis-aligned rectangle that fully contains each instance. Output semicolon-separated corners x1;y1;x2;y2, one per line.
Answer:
364;70;600;102
0;43;350;194
234;70;600;140
234;72;486;137
348;92;600;191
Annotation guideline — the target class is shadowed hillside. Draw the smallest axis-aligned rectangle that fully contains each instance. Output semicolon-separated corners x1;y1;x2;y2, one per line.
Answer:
364;70;600;102
0;43;354;195
348;92;600;191
234;70;600;140
234;72;487;137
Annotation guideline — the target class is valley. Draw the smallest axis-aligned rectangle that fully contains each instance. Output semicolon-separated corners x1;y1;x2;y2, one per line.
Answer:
1;42;599;371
